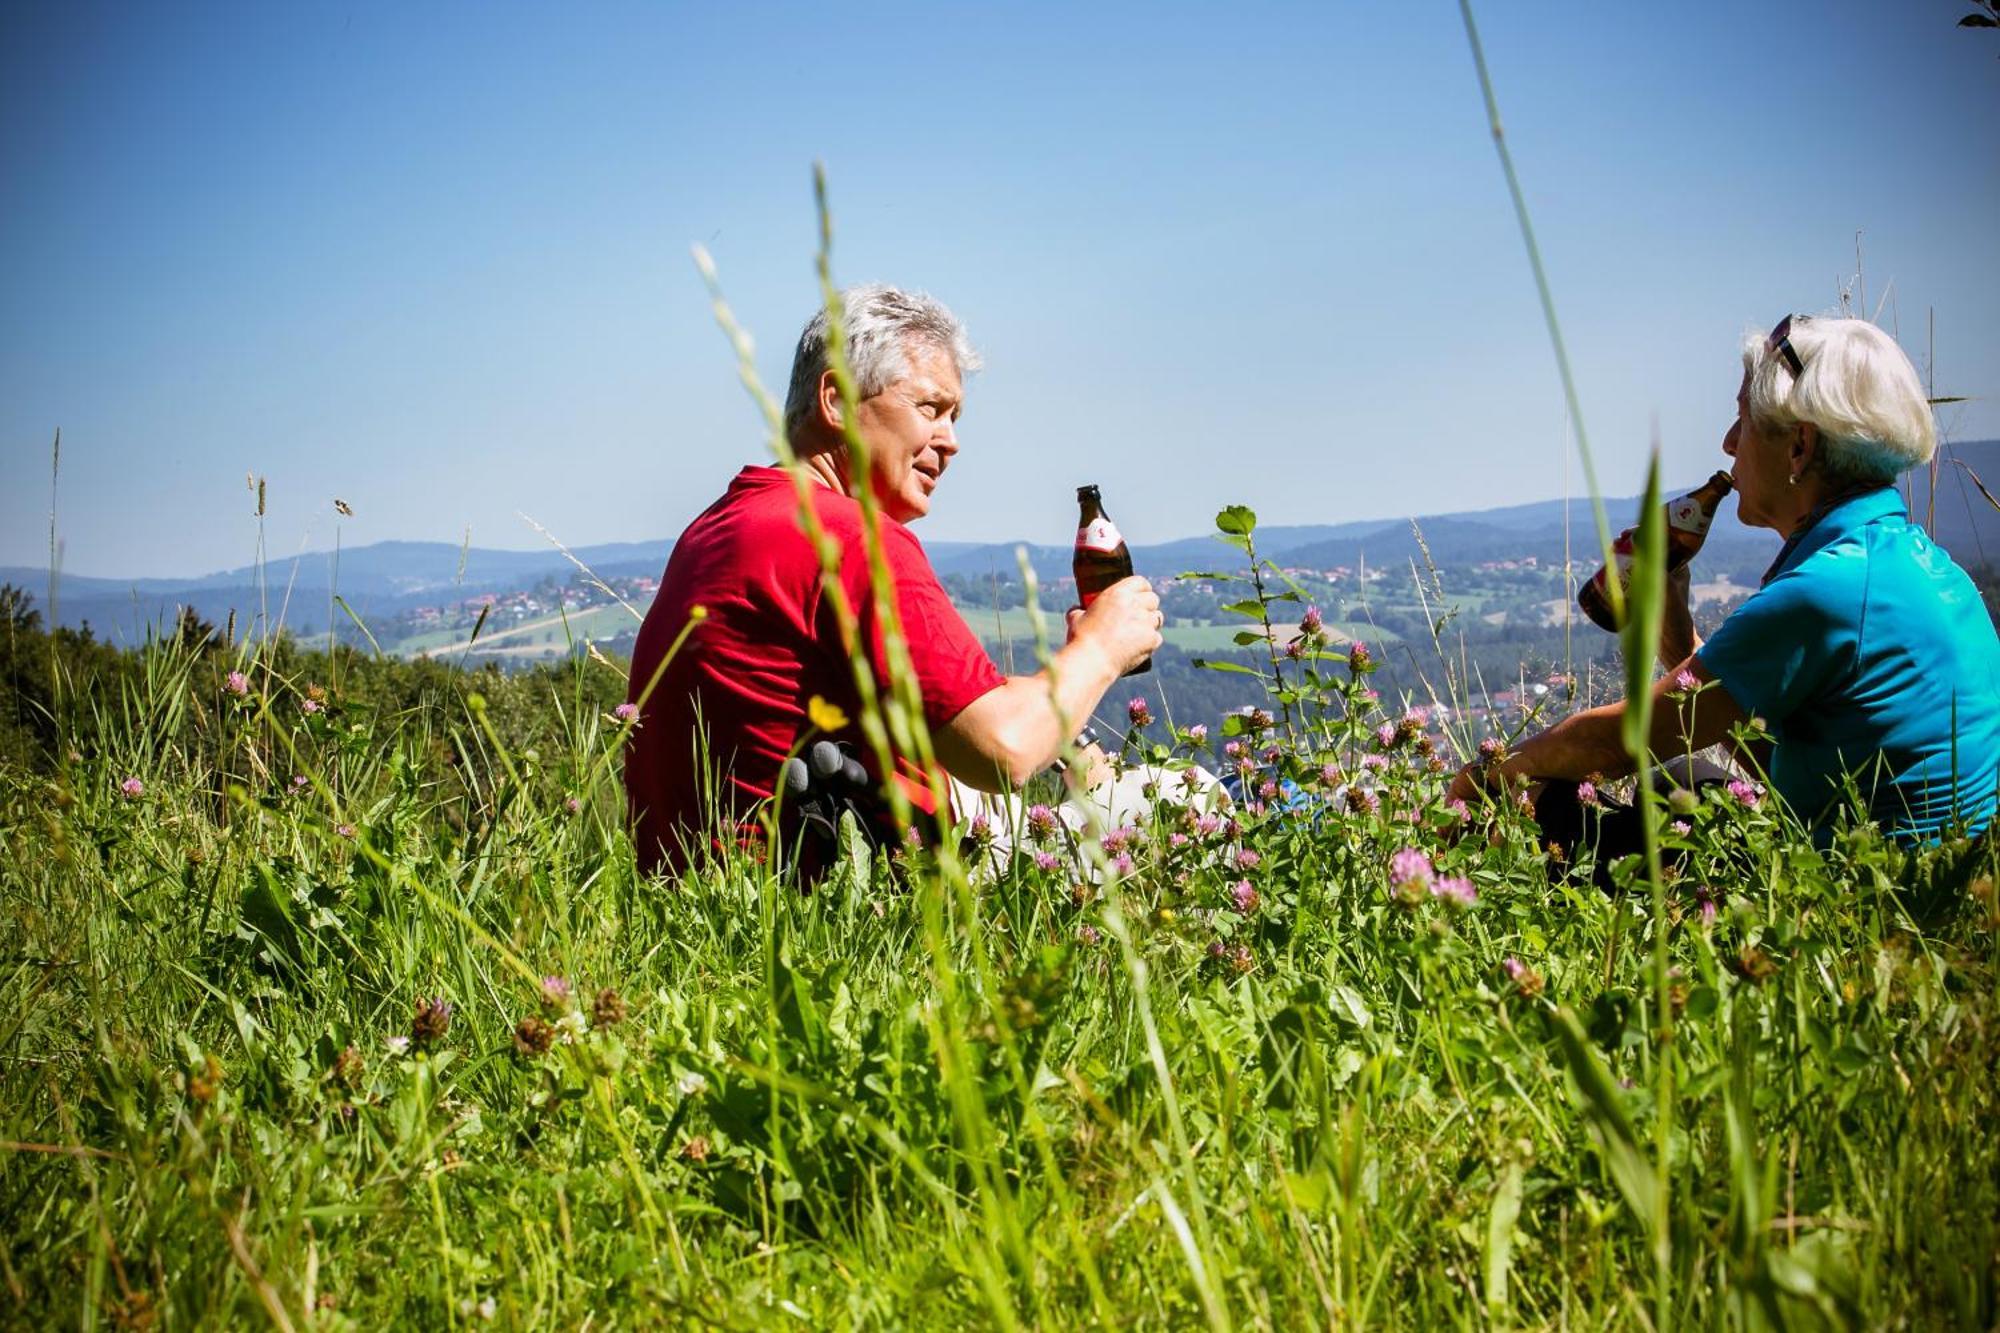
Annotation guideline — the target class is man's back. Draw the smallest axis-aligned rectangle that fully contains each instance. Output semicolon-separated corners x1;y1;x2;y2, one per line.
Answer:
625;465;1002;873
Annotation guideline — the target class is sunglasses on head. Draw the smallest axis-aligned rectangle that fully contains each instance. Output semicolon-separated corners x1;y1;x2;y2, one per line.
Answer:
1766;315;1806;377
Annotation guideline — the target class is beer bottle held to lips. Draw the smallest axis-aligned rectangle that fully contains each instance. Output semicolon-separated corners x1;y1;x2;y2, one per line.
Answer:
1074;484;1151;675
1577;470;1735;632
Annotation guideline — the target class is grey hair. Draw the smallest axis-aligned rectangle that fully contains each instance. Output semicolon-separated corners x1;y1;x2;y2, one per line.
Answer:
1740;315;1935;488
781;284;981;442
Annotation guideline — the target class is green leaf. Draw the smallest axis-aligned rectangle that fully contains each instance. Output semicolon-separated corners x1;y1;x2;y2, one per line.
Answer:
1192;659;1264;677
1327;984;1372;1032
1215;505;1258;536
1484;1161;1524;1316
1231;631;1267;647
1620;453;1665;757
1550;1007;1658;1238
1220;600;1268;618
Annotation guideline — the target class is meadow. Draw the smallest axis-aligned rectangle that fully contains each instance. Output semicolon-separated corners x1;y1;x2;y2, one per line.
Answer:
6;18;1997;1321
3;504;1996;1329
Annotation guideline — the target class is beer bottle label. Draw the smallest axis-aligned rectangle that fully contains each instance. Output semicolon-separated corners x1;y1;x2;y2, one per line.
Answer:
1667;495;1714;537
1076;517;1124;554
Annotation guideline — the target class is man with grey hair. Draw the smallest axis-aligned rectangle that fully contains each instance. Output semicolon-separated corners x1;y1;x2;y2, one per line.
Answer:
625;285;1163;874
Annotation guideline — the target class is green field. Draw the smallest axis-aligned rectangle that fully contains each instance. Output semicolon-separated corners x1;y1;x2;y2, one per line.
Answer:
386;602;644;659
3;606;1995;1328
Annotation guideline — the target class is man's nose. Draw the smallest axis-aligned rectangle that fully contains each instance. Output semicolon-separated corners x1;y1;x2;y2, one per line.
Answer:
934;421;959;455
1722;421;1740;457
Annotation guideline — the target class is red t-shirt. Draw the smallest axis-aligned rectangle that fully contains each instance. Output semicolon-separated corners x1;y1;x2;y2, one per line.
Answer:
625;466;1006;873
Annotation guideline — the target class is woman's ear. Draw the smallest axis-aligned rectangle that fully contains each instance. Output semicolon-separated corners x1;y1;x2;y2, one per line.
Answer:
1791;421;1819;476
815;370;845;432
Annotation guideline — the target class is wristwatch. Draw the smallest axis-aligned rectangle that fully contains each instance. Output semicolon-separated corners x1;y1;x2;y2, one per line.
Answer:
1053;726;1102;775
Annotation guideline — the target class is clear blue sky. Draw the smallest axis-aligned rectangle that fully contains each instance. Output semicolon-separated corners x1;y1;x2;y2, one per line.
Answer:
4;1;1996;577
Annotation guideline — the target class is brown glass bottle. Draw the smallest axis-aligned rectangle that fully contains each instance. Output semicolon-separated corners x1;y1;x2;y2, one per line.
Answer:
1577;470;1735;632
1074;484;1150;675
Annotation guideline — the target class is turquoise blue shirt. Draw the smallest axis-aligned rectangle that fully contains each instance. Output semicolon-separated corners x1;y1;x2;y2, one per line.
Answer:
1697;487;2000;842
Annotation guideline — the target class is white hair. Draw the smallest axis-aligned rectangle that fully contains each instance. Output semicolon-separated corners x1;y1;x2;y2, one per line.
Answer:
1740;315;1935;487
781;284;981;441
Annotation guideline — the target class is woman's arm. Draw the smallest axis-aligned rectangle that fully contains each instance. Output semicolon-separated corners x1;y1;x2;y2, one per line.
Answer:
1449;655;1748;804
1658;565;1702;669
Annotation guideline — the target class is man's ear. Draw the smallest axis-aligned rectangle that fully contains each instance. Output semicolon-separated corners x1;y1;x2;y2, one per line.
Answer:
815;370;845;433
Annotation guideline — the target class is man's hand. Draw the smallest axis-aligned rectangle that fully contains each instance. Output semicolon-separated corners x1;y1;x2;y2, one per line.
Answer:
1062;575;1162;677
938;576;1162;793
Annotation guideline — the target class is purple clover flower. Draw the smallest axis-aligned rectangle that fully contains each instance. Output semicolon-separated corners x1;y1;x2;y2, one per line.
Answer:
1431;875;1477;908
613;702;639;723
1229;879;1259;914
1127;697;1153;728
119;776;144;799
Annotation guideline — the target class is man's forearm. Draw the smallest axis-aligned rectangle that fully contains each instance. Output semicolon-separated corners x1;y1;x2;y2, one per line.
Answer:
936;636;1124;791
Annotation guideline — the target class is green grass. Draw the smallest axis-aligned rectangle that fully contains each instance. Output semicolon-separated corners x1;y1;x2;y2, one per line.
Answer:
2;617;1995;1329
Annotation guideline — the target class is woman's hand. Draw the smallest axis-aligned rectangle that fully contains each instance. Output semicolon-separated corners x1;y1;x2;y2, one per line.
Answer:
1447;763;1483;807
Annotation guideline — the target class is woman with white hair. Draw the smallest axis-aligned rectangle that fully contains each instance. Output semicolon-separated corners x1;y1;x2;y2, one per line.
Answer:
1452;315;1999;849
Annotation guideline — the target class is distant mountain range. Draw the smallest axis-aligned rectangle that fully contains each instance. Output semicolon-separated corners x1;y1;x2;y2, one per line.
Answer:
9;440;1994;645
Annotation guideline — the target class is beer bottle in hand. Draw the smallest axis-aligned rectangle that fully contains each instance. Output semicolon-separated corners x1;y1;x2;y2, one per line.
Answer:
1074;484;1151;675
1577;470;1735;632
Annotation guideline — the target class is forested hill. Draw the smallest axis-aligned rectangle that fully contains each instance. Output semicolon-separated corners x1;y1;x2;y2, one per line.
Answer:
7;440;1994;646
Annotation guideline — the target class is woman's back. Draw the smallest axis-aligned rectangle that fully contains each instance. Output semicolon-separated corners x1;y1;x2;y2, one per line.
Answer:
1698;487;2000;839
